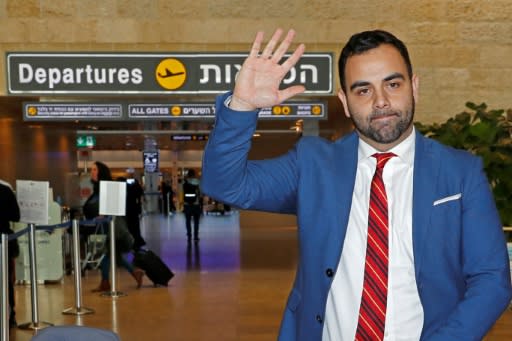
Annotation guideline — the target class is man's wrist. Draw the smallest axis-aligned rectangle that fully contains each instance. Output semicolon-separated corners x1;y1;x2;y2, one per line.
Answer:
229;95;257;111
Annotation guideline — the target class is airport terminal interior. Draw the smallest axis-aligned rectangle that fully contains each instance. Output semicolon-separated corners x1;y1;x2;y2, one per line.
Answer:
8;210;302;341
0;1;511;340
6;211;512;341
1;44;511;341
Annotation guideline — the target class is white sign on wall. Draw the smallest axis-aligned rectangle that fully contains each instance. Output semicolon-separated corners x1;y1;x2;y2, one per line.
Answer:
99;180;126;216
16;180;49;225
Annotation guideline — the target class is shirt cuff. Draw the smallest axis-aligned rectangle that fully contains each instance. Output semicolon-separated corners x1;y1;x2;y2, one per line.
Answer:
224;95;232;108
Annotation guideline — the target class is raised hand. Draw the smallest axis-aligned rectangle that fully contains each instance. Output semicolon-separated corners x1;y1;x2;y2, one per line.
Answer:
230;29;306;111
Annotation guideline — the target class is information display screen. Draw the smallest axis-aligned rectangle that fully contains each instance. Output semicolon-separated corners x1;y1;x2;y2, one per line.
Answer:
143;151;159;173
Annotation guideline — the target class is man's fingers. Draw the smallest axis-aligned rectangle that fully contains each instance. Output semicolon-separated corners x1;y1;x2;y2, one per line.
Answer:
279;85;306;102
238;28;305;109
271;29;296;63
261;28;283;59
249;31;265;58
280;43;305;71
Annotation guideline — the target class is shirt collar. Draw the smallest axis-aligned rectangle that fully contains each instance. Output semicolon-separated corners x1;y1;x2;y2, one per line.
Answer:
357;126;416;167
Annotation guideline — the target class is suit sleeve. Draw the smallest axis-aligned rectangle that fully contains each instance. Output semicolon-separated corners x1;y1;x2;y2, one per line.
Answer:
426;156;512;340
201;92;299;214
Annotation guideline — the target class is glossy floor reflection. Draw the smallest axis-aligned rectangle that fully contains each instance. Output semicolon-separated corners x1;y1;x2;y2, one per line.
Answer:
8;212;512;340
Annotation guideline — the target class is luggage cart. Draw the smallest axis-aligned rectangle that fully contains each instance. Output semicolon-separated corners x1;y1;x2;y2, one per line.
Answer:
81;222;107;272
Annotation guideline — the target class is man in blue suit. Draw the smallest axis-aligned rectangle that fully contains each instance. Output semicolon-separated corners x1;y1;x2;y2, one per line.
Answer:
201;28;512;340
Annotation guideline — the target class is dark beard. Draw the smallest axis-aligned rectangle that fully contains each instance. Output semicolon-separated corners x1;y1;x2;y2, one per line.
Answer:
351;101;414;144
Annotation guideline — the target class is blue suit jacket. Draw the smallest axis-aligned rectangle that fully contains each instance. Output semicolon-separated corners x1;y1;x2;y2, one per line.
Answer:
202;93;512;341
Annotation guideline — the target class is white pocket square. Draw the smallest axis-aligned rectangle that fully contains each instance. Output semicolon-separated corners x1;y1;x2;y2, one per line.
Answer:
433;193;462;206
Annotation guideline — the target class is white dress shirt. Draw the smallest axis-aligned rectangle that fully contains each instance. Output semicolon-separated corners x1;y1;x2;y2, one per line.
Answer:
322;128;424;340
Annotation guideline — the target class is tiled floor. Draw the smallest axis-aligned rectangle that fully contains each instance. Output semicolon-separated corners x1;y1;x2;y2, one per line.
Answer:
7;211;512;340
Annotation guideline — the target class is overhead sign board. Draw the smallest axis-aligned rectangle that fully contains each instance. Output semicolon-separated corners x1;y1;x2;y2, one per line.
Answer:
258;103;325;119
22;101;327;121
171;134;209;142
129;103;216;119
23;103;123;121
7;52;333;95
127;102;326;120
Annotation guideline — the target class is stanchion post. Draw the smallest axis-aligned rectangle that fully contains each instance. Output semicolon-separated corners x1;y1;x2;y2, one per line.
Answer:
101;217;126;298
62;219;94;315
18;223;52;331
1;234;9;341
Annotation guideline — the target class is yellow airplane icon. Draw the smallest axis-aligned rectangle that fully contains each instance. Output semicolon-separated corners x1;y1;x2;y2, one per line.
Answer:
158;68;185;78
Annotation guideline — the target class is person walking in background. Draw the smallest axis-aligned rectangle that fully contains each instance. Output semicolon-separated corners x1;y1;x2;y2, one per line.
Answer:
125;177;146;250
83;161;144;292
0;180;21;328
160;180;174;216
176;178;184;212
168;182;177;214
201;28;512;340
183;169;201;243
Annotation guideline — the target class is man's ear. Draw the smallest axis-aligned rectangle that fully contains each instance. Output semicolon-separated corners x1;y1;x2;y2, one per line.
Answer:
412;74;419;105
337;89;350;118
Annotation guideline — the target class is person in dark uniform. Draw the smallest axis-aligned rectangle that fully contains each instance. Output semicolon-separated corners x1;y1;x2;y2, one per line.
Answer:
0;181;21;328
183;169;202;242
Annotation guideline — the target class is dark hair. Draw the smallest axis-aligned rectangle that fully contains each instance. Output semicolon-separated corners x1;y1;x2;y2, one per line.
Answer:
338;30;413;93
94;161;112;182
187;169;196;178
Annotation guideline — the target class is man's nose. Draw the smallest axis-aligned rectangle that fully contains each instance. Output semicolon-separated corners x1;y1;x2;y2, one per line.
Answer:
373;88;390;109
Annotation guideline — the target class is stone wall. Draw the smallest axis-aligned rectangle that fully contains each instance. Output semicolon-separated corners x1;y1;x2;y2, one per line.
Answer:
0;0;511;123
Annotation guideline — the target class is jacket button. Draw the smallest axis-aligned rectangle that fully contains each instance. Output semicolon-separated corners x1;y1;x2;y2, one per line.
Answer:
316;315;323;323
325;268;334;277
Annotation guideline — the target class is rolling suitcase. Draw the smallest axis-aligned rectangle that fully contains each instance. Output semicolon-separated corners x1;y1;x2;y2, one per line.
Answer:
132;249;174;286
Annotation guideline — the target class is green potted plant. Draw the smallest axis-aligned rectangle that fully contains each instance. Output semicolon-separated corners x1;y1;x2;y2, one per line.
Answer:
415;102;512;237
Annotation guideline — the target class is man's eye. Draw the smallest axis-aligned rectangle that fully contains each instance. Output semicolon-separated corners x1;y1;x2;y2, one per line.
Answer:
356;88;370;95
389;82;400;88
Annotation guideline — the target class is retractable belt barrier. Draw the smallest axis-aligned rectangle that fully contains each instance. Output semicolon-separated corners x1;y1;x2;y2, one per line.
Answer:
16;223;54;331
1;234;9;341
0;217;118;337
62;219;94;316
101;217;126;298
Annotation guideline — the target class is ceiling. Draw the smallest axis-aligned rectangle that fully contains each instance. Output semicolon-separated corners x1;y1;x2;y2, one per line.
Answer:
0;95;352;151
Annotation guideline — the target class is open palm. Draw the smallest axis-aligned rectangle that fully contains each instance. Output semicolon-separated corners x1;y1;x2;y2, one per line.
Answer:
230;29;306;111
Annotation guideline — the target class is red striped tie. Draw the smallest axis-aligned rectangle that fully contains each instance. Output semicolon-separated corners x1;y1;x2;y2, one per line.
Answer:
355;152;395;341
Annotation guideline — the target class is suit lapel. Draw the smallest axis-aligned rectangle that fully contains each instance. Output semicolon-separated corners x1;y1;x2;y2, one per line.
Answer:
330;131;438;274
333;132;359;253
412;131;439;277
